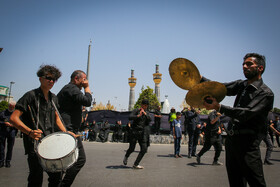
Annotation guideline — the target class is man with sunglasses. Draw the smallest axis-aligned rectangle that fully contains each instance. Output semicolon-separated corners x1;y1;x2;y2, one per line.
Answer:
202;53;274;187
10;65;70;186
57;70;92;186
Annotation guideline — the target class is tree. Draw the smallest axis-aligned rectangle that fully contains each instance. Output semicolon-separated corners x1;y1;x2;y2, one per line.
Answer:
134;86;160;111
91;102;116;111
180;99;211;114
272;107;280;114
0;100;9;112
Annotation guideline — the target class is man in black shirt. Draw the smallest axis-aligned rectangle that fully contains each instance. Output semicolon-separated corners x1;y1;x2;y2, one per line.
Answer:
203;53;274;187
183;107;202;158
181;107;189;137
271;116;280;147
0;101;17;168
10;65;69;187
57;70;92;186
196;110;223;165
123;99;151;169
154;105;162;135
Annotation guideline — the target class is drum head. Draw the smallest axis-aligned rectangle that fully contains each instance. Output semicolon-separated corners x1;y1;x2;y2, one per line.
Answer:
37;133;76;159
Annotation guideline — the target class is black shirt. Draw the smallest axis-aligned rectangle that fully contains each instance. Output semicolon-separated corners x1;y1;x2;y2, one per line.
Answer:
184;110;199;131
219;78;274;134
0;109;17;132
205;110;220;134
57;83;92;132
15;87;59;154
129;108;151;131
154;109;161;123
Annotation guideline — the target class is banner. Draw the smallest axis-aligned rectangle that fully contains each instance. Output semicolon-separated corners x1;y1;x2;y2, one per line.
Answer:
0;85;9;96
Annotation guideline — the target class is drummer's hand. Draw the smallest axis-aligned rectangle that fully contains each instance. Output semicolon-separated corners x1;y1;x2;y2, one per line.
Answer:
67;131;77;138
30;129;43;140
203;97;220;111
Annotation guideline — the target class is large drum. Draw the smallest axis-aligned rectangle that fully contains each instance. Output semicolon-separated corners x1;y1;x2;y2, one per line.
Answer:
36;132;79;173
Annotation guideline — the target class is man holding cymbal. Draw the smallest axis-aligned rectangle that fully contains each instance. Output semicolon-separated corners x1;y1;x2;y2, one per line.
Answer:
201;53;274;187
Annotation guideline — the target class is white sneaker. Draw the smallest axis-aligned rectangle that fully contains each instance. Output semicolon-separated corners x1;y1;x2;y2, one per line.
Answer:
212;161;223;166
133;165;144;169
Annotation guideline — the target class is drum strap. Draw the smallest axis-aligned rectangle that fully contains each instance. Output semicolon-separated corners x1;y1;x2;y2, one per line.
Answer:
51;100;67;130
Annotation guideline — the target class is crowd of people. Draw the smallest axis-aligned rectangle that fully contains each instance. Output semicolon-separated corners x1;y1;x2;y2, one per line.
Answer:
0;53;280;187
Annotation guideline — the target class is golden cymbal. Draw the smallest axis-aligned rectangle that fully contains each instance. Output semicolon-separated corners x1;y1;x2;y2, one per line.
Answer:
169;58;200;90
185;81;227;108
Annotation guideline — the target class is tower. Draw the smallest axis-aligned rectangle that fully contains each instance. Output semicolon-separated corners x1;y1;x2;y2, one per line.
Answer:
86;40;92;79
128;70;137;111
153;64;162;103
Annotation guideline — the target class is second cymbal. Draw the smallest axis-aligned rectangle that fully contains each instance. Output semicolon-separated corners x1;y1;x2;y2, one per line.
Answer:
169;58;201;90
185;81;227;108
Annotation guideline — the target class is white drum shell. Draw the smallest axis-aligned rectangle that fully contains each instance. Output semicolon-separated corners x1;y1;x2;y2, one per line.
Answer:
36;132;79;173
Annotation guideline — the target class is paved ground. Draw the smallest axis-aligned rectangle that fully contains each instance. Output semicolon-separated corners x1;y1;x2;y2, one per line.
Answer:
1;138;280;187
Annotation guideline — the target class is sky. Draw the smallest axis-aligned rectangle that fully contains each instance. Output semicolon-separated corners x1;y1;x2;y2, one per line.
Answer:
1;0;280;112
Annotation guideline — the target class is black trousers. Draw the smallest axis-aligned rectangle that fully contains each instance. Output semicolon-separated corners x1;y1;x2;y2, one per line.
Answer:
27;153;61;187
275;134;280;147
268;131;274;145
225;134;266;187
154;121;161;134
197;134;222;162
125;130;148;166
88;131;97;141
60;136;86;187
187;130;199;156
0;130;16;162
263;133;273;162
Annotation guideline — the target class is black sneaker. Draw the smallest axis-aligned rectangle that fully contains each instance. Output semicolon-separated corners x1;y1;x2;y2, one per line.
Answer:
264;160;273;165
0;162;4;168
196;156;201;164
123;156;128;165
5;162;11;168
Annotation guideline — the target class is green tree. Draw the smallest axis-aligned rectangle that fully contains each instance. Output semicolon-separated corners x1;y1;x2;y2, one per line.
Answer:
272;107;280;114
0;100;8;112
134;86;160;111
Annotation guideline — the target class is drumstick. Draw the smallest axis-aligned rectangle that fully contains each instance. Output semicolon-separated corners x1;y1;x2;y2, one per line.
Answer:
28;105;38;130
28;105;42;145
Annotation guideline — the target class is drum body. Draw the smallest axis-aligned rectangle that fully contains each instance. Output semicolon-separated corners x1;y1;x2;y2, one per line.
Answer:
36;132;79;173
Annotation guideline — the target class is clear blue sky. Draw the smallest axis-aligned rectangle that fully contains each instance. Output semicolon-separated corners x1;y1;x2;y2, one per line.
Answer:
1;0;280;111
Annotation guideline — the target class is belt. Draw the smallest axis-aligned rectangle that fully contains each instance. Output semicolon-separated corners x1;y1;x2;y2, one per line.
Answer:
228;129;256;136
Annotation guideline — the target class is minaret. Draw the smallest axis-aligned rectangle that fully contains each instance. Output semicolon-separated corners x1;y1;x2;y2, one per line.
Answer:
86;40;92;79
153;64;162;103
128;70;137;111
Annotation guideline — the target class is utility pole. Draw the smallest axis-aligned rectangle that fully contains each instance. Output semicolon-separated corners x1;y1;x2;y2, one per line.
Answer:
8;81;15;103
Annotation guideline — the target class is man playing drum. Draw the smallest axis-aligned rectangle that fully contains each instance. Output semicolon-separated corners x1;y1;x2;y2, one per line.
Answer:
10;65;73;187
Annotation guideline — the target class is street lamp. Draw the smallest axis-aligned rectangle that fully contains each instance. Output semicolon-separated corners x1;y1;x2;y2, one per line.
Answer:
8;81;15;103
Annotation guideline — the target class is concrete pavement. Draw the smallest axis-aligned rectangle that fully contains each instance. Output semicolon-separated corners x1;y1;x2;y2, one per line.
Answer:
0;138;280;187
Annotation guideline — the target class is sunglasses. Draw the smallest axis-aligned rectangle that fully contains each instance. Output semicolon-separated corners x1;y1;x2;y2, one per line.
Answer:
42;76;57;82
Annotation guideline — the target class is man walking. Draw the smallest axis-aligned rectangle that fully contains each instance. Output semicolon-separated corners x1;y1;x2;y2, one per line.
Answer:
123;99;151;169
196;110;223;165
57;70;92;186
